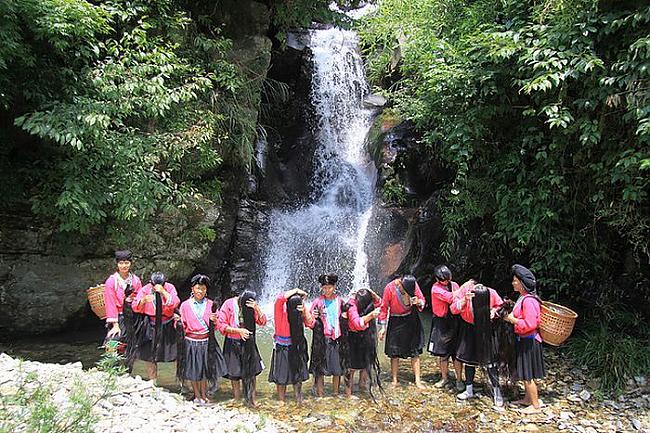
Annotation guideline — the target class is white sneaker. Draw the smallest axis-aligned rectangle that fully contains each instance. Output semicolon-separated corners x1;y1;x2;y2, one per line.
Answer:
457;385;474;400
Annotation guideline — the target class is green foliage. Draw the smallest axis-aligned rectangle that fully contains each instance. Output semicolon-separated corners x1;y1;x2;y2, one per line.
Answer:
0;0;255;236
381;176;407;206
568;320;650;393
358;0;650;300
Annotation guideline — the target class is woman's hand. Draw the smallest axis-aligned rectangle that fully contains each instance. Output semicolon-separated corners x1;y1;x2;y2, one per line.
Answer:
245;298;258;310
107;323;121;338
143;294;155;304
504;312;517;324
209;313;219;323
239;327;251;341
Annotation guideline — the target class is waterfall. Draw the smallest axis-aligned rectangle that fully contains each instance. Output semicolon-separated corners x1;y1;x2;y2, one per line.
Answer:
258;27;377;302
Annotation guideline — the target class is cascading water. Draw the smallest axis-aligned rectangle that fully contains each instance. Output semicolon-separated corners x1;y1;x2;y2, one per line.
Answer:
259;27;378;302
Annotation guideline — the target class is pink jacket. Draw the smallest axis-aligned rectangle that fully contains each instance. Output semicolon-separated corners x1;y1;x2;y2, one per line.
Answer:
273;292;314;343
378;279;425;325
179;297;216;339
308;295;344;339
450;281;503;324
132;282;179;321
217;297;267;340
430;281;459;318
103;273;143;323
513;294;543;342
347;297;382;332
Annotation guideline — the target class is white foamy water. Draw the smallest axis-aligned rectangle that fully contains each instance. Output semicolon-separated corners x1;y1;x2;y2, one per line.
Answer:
259;27;377;304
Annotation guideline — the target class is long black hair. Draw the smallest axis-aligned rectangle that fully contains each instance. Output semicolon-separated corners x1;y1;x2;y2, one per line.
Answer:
150;272;166;362
122;283;144;372
175;306;185;383
287;294;308;381
472;284;495;365
239;290;257;403
309;304;327;377
401;275;417;298
355;289;382;401
494;299;516;380
339;302;350;377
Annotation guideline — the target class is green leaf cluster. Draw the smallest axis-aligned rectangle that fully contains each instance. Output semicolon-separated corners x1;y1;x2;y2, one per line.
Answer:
358;0;650;304
0;0;253;236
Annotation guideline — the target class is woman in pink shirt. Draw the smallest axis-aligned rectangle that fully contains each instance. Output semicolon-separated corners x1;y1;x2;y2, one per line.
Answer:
309;274;345;397
428;265;464;391
268;288;313;404
217;289;266;407
503;264;545;414
178;274;227;404
346;288;382;398
378;275;426;388
103;250;142;352
131;271;180;381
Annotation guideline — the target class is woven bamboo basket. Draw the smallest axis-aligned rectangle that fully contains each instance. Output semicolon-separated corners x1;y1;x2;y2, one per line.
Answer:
87;284;107;320
539;301;578;346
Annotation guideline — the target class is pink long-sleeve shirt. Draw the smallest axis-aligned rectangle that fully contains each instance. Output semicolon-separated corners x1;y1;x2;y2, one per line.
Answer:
217;297;267;340
378;279;425;325
430;281;459;317
512;294;543;342
308;295;344;340
450;281;503;324
131;282;180;321
273;292;314;344
103;273;143;323
179;297;216;340
347;296;382;332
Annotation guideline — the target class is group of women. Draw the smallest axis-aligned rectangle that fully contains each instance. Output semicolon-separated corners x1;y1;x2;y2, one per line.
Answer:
102;250;545;414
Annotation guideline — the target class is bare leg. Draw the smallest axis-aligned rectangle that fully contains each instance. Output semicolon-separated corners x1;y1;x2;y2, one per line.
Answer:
524;380;540;408
332;375;341;394
390;358;399;386
294;382;303;405
453;359;463;382
144;361;157;381
277;384;287;402
359;369;369;391
199;380;209;401
346;370;355;397
250;376;257;407
191;381;200;401
439;357;449;381
411;357;425;388
231;379;241;400
315;375;324;397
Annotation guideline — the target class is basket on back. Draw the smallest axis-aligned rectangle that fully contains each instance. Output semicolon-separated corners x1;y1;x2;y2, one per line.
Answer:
87;284;107;320
539;301;578;346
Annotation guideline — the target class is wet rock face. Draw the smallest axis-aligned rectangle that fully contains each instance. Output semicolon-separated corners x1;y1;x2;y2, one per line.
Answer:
0;210;218;336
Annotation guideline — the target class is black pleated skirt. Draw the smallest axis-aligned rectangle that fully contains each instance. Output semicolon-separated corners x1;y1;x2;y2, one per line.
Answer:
309;338;344;376
515;337;546;380
428;313;458;358
385;312;424;359
137;318;177;362
348;329;376;370
223;337;264;380
182;339;228;381
268;344;310;385
455;319;499;367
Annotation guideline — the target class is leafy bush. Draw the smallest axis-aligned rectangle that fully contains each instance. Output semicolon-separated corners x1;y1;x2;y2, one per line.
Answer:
567;321;650;393
357;0;649;304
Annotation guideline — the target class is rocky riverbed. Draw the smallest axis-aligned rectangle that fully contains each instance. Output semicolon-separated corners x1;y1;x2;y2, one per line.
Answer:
0;353;283;433
1;348;648;433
